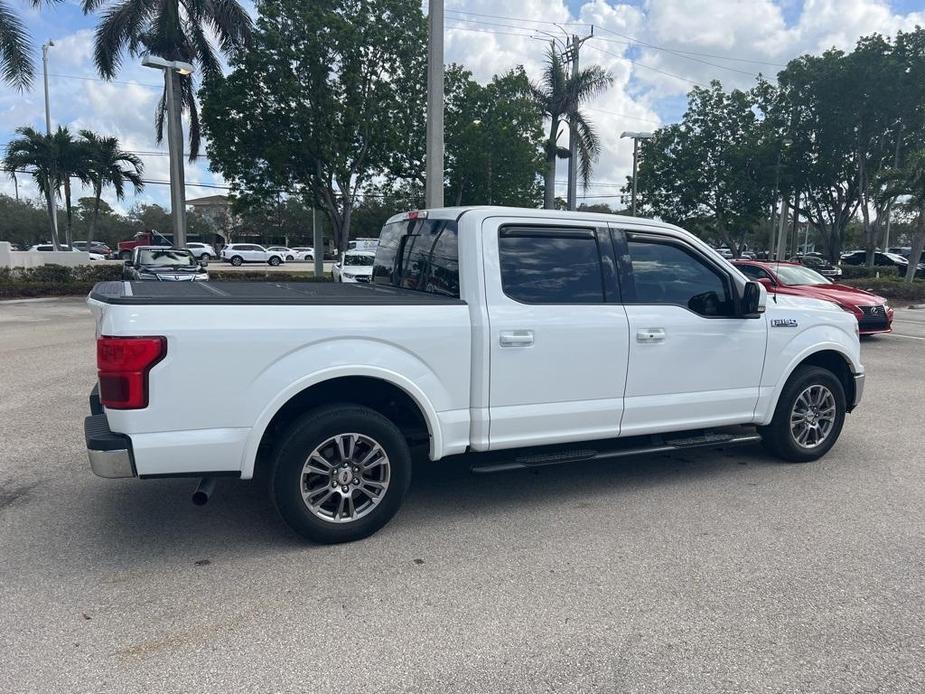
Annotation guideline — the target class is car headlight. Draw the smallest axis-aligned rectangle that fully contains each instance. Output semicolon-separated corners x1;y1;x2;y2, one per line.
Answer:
137;272;157;279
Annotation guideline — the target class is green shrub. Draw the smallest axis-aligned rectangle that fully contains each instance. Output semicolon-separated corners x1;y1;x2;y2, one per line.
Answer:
839;265;903;279
0;263;123;298
841;277;925;303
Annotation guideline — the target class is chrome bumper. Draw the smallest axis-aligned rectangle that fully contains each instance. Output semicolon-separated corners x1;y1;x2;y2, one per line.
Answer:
850;372;865;411
88;448;135;478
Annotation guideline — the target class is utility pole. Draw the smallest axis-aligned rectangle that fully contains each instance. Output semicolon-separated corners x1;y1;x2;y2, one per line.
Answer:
424;0;444;209
564;29;593;211
42;40;60;250
620;131;654;215
142;56;194;248
775;198;789;261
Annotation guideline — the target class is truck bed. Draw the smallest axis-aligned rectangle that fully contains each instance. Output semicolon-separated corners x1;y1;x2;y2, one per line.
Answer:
89;281;466;306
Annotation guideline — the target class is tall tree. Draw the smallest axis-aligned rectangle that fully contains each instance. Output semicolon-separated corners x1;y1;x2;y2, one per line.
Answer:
532;44;612;209
444;65;543;207
79;130;144;246
201;0;427;253
51;127;92;247
81;0;253;159
879;150;925;282
631;82;774;256
4;126;63;248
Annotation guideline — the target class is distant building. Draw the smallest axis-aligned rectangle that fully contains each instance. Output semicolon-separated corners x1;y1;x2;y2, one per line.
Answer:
186;195;233;238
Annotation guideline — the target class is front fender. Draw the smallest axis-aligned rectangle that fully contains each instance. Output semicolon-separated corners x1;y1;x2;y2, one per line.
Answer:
755;322;862;424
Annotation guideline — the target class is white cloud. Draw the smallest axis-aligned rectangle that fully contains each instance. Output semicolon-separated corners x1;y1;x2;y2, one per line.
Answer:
4;1;925;210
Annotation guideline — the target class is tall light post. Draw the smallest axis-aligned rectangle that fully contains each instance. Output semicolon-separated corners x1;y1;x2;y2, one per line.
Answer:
142;55;194;248
425;0;444;209
621;131;653;216
562;29;593;211
42;40;61;250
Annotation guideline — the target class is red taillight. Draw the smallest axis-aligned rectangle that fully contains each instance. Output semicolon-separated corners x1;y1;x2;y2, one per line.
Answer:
97;336;166;409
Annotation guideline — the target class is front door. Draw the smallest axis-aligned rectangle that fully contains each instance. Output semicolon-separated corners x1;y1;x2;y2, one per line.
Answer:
616;230;767;436
484;218;630;450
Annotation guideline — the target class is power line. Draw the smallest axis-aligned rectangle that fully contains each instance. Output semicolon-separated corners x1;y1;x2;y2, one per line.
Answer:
586;44;702;87
594;31;760;78
445;8;587;28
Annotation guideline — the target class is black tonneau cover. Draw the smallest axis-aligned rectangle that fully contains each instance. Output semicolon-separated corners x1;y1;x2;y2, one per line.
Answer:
89;281;466;306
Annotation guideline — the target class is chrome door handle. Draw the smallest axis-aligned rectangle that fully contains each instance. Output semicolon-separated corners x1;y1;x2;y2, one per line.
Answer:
636;328;666;343
500;330;534;347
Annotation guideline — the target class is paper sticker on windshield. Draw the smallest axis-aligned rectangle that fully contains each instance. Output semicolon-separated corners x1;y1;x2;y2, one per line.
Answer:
771;318;798;328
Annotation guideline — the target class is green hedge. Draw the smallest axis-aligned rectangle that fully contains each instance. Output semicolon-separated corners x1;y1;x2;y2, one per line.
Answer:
0;264;123;298
839;265;904;279
0;263;331;298
841;277;925;303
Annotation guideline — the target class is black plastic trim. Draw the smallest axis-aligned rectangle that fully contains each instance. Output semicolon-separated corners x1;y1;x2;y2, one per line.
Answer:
138;471;241;479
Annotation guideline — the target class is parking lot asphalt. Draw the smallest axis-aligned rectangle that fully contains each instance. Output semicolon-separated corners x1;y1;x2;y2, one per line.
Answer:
1;298;923;694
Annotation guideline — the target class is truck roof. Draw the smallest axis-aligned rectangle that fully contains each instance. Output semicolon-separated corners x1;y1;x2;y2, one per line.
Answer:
385;206;681;231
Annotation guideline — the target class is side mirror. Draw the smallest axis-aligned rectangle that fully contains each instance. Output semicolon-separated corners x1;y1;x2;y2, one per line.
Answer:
741;281;766;318
757;277;775;289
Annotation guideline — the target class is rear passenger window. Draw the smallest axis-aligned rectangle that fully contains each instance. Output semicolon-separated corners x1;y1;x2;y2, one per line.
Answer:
373;218;459;297
499;228;604;303
627;239;733;316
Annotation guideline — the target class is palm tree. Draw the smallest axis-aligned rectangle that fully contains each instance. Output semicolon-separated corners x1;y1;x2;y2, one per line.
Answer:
532;44;613;209
880;149;925;282
80;130;144;245
4;126;62;248
81;0;253;159
52;127;92;247
0;2;33;90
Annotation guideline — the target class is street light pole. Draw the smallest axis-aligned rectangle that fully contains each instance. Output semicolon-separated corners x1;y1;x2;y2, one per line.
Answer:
424;0;444;209
42;40;61;250
143;55;194;248
621;131;653;216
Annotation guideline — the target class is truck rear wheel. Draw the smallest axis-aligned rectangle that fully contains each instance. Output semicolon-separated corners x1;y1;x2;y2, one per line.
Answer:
270;405;412;543
759;365;846;462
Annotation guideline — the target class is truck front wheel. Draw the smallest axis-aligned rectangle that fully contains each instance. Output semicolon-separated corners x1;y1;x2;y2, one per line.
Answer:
270;405;412;543
759;365;846;462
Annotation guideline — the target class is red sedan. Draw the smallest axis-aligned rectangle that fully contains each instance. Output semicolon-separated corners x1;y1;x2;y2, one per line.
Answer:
733;260;893;335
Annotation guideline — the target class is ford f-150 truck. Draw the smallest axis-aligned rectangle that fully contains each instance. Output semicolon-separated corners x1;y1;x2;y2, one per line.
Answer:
84;207;864;544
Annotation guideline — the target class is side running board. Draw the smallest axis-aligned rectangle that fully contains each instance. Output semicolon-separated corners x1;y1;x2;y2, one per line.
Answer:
469;427;762;474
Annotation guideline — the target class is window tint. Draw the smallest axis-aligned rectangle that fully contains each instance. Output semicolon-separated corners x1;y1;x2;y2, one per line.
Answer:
627;239;733;316
738;264;771;281
373;218;459;297
499;229;604;304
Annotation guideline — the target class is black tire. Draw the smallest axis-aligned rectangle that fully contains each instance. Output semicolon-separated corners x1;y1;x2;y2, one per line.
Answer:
270;404;412;543
268;256;281;266
200;253;211;262
230;255;244;266
286;255;294;261
759;365;846;462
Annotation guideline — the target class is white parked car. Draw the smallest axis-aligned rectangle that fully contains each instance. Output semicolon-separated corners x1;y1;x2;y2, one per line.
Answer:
85;206;864;544
30;244;105;261
267;246;298;261
291;247;315;261
220;243;285;266
186;242;216;262
333;250;375;282
348;238;379;252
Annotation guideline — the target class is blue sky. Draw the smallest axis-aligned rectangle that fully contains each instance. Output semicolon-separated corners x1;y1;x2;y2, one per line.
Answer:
3;0;925;211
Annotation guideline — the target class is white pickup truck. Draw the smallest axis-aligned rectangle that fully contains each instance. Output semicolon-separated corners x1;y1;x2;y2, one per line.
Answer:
85;207;864;543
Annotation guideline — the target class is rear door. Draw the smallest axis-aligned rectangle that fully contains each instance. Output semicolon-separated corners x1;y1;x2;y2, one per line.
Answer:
483;219;629;450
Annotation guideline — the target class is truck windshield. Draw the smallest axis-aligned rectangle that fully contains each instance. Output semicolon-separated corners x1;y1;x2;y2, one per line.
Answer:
138;249;196;267
373;218;459;297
